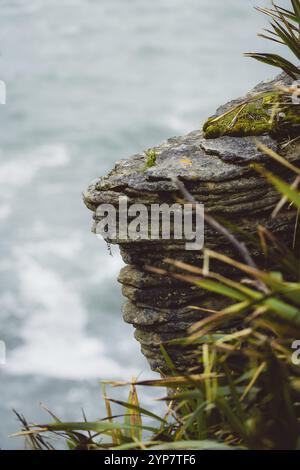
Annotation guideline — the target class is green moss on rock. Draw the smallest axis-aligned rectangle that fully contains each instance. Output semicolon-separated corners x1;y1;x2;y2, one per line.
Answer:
145;149;157;169
203;93;277;139
203;91;300;139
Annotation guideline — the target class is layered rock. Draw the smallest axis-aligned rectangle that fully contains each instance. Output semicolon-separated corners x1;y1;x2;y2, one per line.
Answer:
83;74;300;374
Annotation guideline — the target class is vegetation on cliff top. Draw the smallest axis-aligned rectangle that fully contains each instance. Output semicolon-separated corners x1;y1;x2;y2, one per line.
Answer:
203;0;300;139
246;0;300;79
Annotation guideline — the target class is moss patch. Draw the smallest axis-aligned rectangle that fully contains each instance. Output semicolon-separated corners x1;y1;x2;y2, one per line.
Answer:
144;149;157;169
203;91;300;139
203;93;278;139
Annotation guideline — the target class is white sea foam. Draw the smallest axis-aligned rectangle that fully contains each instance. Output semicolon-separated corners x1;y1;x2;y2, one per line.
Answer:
7;250;138;380
0;144;70;187
0;145;70;231
21;237;83;261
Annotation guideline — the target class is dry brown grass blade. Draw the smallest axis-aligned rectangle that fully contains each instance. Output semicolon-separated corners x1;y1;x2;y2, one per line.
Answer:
188;300;252;342
240;362;266;402
188;305;220;314
171;177;268;293
203;249;267;281
103;374;222;388
293;208;300;249
255;141;300;176
147;262;258;299
102;384;121;446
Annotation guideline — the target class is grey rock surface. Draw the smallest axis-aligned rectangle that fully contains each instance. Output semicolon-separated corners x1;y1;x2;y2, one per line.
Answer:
83;74;299;374
199;135;277;163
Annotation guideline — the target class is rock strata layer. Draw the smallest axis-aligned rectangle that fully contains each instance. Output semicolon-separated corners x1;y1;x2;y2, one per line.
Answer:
84;74;299;374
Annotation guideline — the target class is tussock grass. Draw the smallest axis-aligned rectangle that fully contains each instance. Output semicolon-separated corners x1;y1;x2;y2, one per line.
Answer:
246;1;300;78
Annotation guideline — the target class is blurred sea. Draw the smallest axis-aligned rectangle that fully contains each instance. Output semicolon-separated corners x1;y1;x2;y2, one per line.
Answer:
0;0;291;449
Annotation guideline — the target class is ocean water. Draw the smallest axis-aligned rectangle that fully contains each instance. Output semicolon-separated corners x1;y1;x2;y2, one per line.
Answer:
0;0;291;449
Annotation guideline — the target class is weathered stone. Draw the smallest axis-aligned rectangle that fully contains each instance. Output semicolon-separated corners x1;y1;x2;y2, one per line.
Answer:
122;285;202;308
199;135;278;163
83;73;300;374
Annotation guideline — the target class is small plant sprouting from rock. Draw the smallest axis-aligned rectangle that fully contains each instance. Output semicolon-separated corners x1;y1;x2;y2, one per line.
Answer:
145;149;157;169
